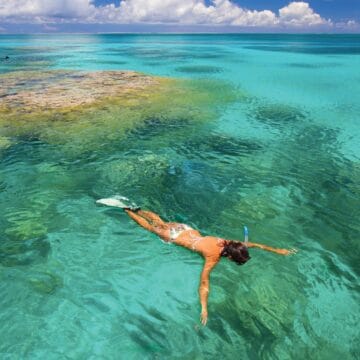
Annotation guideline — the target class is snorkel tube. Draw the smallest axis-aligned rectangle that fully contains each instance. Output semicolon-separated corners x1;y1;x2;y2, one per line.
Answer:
244;226;249;247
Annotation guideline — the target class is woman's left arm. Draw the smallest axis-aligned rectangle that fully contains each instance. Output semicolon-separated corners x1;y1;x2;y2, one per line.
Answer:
247;242;297;256
199;257;219;326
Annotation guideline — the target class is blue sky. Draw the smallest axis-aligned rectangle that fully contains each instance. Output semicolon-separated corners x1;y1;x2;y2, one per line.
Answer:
0;0;359;33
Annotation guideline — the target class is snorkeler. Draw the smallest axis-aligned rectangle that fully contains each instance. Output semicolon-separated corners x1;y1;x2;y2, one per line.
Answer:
97;196;297;326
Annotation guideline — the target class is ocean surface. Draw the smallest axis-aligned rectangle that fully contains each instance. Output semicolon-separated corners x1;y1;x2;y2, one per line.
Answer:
0;34;359;359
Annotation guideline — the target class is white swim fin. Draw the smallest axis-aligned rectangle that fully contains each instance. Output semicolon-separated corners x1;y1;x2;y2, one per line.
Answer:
96;196;139;210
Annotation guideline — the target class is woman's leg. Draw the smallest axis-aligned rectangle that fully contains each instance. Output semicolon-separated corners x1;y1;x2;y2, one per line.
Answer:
137;210;166;227
125;209;154;232
125;209;171;241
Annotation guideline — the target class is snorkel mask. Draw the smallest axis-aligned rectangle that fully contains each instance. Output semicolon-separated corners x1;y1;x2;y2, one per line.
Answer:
244;226;249;247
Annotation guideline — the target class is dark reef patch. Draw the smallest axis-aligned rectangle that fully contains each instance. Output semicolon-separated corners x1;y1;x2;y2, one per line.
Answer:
287;63;320;69
127;115;191;141
245;45;360;55
287;62;341;69
116;47;171;58
190;52;227;59
142;61;162;66
94;60;128;65
253;103;305;126
29;271;63;294
105;46;231;63
175;65;223;74
206;134;262;156
182;133;263;158
0;235;50;267
0;54;55;70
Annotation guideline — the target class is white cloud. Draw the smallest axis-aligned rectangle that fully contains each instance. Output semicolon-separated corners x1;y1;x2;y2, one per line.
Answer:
346;20;357;27
43;24;59;32
98;0;279;26
279;1;331;26
0;0;333;28
335;19;360;31
0;0;94;22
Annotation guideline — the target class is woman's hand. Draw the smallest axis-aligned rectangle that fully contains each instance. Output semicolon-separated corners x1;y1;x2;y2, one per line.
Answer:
200;309;208;326
277;248;298;256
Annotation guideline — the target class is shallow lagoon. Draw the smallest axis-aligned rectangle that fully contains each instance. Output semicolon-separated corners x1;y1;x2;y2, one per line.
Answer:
0;34;359;359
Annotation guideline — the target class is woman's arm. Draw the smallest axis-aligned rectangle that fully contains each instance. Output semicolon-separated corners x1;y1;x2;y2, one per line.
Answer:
199;257;219;326
247;242;297;256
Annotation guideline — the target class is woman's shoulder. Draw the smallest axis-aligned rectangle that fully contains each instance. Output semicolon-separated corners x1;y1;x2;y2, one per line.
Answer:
200;236;223;259
202;236;225;246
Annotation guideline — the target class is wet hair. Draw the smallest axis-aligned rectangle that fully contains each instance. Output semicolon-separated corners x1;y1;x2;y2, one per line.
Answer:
221;241;251;265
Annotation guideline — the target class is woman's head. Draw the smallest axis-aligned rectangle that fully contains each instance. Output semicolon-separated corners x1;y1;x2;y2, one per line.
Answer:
221;241;251;265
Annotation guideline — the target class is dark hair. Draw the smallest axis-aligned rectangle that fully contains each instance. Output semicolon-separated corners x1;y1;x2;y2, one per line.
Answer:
221;241;251;265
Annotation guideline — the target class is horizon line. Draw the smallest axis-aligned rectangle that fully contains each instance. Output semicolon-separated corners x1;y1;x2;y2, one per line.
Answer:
1;31;359;35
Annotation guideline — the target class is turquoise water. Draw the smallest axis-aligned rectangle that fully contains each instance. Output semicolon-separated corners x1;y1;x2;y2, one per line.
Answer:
0;34;359;359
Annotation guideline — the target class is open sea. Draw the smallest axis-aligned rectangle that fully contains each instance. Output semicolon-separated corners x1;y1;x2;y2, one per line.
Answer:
0;34;359;359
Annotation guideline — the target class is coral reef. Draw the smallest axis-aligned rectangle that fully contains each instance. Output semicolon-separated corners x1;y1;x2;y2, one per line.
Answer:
0;70;239;155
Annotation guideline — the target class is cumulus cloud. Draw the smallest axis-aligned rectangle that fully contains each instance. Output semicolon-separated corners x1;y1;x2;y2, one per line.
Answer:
98;0;279;26
279;1;330;26
0;0;95;20
0;0;333;28
335;19;360;31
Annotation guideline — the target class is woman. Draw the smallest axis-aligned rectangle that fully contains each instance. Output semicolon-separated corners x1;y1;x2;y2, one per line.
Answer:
97;197;297;325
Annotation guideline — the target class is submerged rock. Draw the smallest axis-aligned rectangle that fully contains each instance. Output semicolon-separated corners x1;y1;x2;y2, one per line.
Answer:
28;271;63;294
182;133;263;159
0;136;12;150
98;153;170;193
207;134;262;156
254;103;305;126
175;65;223;74
0;236;50;267
128;114;191;141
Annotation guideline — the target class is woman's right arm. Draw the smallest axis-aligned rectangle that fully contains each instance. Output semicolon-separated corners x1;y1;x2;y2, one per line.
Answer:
199;257;219;325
